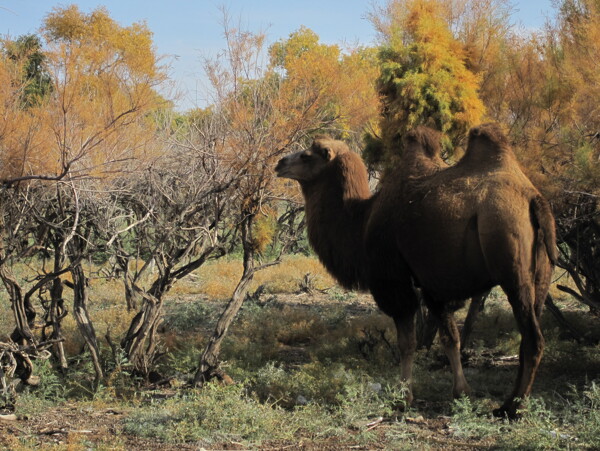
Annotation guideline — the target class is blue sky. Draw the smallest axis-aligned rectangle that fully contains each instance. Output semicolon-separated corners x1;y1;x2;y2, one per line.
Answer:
1;1;555;111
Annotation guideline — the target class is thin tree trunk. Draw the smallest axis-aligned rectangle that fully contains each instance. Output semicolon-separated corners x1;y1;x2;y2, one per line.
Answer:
70;262;103;384
48;276;68;369
121;287;165;376
545;294;587;343
195;216;255;386
115;253;137;311
194;265;255;386
0;265;37;384
0;266;36;345
120;243;217;377
41;242;69;369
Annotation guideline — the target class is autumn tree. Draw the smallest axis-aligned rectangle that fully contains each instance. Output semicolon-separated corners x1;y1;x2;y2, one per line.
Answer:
269;26;379;148
38;5;167;381
539;0;600;313
366;0;485;167
194;14;380;385
0;5;167;384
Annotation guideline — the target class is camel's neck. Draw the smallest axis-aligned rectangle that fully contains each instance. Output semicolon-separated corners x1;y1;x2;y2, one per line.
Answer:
300;157;372;290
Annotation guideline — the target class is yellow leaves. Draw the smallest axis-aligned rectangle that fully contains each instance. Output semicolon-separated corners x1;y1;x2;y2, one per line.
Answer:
40;6;165;179
44;5;159;79
0;51;58;181
375;0;485;162
0;6;167;184
270;28;379;138
251;209;278;254
43;5;87;42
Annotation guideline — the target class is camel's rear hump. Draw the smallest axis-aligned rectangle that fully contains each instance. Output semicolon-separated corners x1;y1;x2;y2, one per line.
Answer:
462;123;514;168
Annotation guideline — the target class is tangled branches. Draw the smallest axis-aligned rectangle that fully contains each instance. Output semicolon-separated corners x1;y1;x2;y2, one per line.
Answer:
0;340;56;411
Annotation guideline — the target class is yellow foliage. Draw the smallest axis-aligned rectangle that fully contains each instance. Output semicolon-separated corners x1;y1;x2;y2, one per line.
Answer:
270;27;379;139
0;5;166;183
251;209;277;254
374;0;485;162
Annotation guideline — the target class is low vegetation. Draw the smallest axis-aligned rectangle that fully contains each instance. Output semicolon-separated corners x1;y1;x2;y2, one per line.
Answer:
1;257;600;449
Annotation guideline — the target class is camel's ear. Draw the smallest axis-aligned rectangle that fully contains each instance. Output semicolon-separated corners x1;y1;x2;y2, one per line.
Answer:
312;140;334;161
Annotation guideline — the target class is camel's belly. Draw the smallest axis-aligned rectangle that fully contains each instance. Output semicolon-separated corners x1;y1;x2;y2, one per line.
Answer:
397;214;496;302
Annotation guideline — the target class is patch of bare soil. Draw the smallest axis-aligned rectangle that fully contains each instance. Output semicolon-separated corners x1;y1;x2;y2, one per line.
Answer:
0;404;198;450
267;290;379;314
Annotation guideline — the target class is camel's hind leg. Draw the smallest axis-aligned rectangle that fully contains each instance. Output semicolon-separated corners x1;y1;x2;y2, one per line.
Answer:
426;298;471;399
495;284;545;418
494;265;545;418
496;238;552;417
478;215;548;418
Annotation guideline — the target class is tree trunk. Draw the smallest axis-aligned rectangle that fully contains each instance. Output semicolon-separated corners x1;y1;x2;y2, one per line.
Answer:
545;294;587;343
41;242;69;369
194;215;255;386
0;266;36;345
0;265;37;384
119;242;217;377
70;262;103;384
115;253;137;311
194;265;254;386
47;276;68;369
120;286;165;376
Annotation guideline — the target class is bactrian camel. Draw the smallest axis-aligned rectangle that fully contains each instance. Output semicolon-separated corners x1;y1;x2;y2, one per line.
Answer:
274;124;556;417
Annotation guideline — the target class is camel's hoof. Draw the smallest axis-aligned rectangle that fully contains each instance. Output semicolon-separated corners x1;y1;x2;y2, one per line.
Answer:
492;405;521;421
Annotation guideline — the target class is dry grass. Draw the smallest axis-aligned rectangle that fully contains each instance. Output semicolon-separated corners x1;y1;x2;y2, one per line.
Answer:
188;254;334;300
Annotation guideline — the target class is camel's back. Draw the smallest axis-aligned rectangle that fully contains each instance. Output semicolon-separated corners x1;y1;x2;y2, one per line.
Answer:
368;130;545;301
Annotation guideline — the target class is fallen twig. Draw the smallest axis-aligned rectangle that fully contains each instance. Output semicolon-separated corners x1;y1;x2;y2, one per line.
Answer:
0;414;18;421
365;416;384;431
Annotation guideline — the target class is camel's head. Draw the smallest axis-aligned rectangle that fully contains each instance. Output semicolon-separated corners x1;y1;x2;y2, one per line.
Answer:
275;136;347;182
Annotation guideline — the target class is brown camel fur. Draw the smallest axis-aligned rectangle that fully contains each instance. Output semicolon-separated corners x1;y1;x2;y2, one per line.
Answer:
401;126;448;177
275;125;556;418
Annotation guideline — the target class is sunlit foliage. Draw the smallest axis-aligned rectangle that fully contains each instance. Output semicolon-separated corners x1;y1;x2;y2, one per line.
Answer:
366;0;485;166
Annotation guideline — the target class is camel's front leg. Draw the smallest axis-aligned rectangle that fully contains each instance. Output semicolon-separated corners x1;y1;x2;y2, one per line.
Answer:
394;312;417;405
369;275;419;407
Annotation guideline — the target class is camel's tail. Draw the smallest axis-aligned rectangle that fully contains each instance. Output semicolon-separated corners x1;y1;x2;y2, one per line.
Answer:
530;195;558;265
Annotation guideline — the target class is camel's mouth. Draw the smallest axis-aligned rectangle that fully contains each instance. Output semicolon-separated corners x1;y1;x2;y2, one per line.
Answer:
274;159;288;177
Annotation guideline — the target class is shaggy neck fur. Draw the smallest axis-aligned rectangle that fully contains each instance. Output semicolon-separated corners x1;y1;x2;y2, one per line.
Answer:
300;152;373;290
